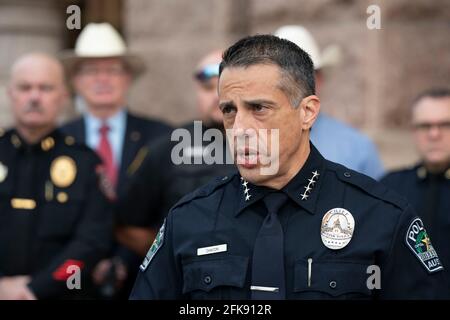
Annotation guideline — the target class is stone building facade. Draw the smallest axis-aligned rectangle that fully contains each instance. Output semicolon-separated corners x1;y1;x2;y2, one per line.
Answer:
1;0;449;169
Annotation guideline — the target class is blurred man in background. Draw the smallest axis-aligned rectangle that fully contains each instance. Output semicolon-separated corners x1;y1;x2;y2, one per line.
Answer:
61;22;171;201
61;23;171;299
275;25;384;180
0;53;111;299
116;50;236;257
381;88;450;289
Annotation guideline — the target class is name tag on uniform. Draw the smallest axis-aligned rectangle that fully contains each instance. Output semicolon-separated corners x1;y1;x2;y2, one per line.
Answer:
197;244;227;256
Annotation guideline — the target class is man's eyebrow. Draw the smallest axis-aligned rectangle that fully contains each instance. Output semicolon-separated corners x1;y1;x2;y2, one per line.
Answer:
243;99;276;106
219;100;236;108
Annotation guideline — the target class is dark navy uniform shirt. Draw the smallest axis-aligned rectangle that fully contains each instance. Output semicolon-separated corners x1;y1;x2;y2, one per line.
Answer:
381;165;450;290
0;128;112;299
130;144;449;299
117;121;237;229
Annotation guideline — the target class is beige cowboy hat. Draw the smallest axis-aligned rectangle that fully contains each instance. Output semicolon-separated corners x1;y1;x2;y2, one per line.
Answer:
274;25;341;70
61;22;145;78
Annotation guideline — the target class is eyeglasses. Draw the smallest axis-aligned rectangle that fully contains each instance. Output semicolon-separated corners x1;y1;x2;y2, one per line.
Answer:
194;63;220;82
412;121;450;132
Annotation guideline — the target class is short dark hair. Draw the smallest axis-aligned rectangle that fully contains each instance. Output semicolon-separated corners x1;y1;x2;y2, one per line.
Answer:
219;34;315;108
413;88;450;105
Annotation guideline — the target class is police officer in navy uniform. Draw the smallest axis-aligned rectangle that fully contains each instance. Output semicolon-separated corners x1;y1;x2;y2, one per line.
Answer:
130;35;449;299
0;53;111;299
60;23;171;298
381;88;450;291
116;50;236;257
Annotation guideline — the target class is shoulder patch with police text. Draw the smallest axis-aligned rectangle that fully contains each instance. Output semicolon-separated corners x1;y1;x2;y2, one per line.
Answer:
405;217;443;273
140;219;166;272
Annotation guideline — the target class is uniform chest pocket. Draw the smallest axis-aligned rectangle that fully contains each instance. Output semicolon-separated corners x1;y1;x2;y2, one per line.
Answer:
36;201;82;239
294;259;373;299
182;255;249;300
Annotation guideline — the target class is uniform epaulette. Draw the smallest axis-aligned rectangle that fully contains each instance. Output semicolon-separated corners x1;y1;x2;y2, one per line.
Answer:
171;174;235;210
326;161;408;211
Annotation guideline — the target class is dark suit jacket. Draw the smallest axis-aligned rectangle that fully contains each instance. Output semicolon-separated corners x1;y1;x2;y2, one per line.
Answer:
61;111;172;200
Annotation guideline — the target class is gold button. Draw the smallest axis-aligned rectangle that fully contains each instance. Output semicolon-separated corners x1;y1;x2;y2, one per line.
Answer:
41;137;55;151
65;136;75;146
57;192;68;203
417;166;427;179
11;134;21;148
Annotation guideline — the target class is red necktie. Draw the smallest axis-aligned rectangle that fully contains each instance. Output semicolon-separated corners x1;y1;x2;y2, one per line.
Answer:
96;124;117;189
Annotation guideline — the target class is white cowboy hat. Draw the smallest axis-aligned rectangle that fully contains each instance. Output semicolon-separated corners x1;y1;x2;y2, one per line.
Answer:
61;22;145;78
274;25;341;70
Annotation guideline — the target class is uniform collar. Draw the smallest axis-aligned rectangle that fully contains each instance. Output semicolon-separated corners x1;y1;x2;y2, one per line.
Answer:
416;164;450;181
235;143;326;216
9;128;60;153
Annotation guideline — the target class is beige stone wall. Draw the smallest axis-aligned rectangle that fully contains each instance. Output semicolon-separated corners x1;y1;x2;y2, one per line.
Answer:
123;0;240;124
0;0;448;170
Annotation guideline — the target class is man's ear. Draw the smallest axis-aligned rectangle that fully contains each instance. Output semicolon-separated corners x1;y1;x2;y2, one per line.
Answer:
300;95;320;130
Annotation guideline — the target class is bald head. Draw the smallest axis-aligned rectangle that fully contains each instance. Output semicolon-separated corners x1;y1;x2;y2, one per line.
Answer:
8;53;68;137
10;53;65;85
194;50;223;127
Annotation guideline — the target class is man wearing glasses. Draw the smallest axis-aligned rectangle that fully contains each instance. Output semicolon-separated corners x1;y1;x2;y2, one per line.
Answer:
382;88;450;291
